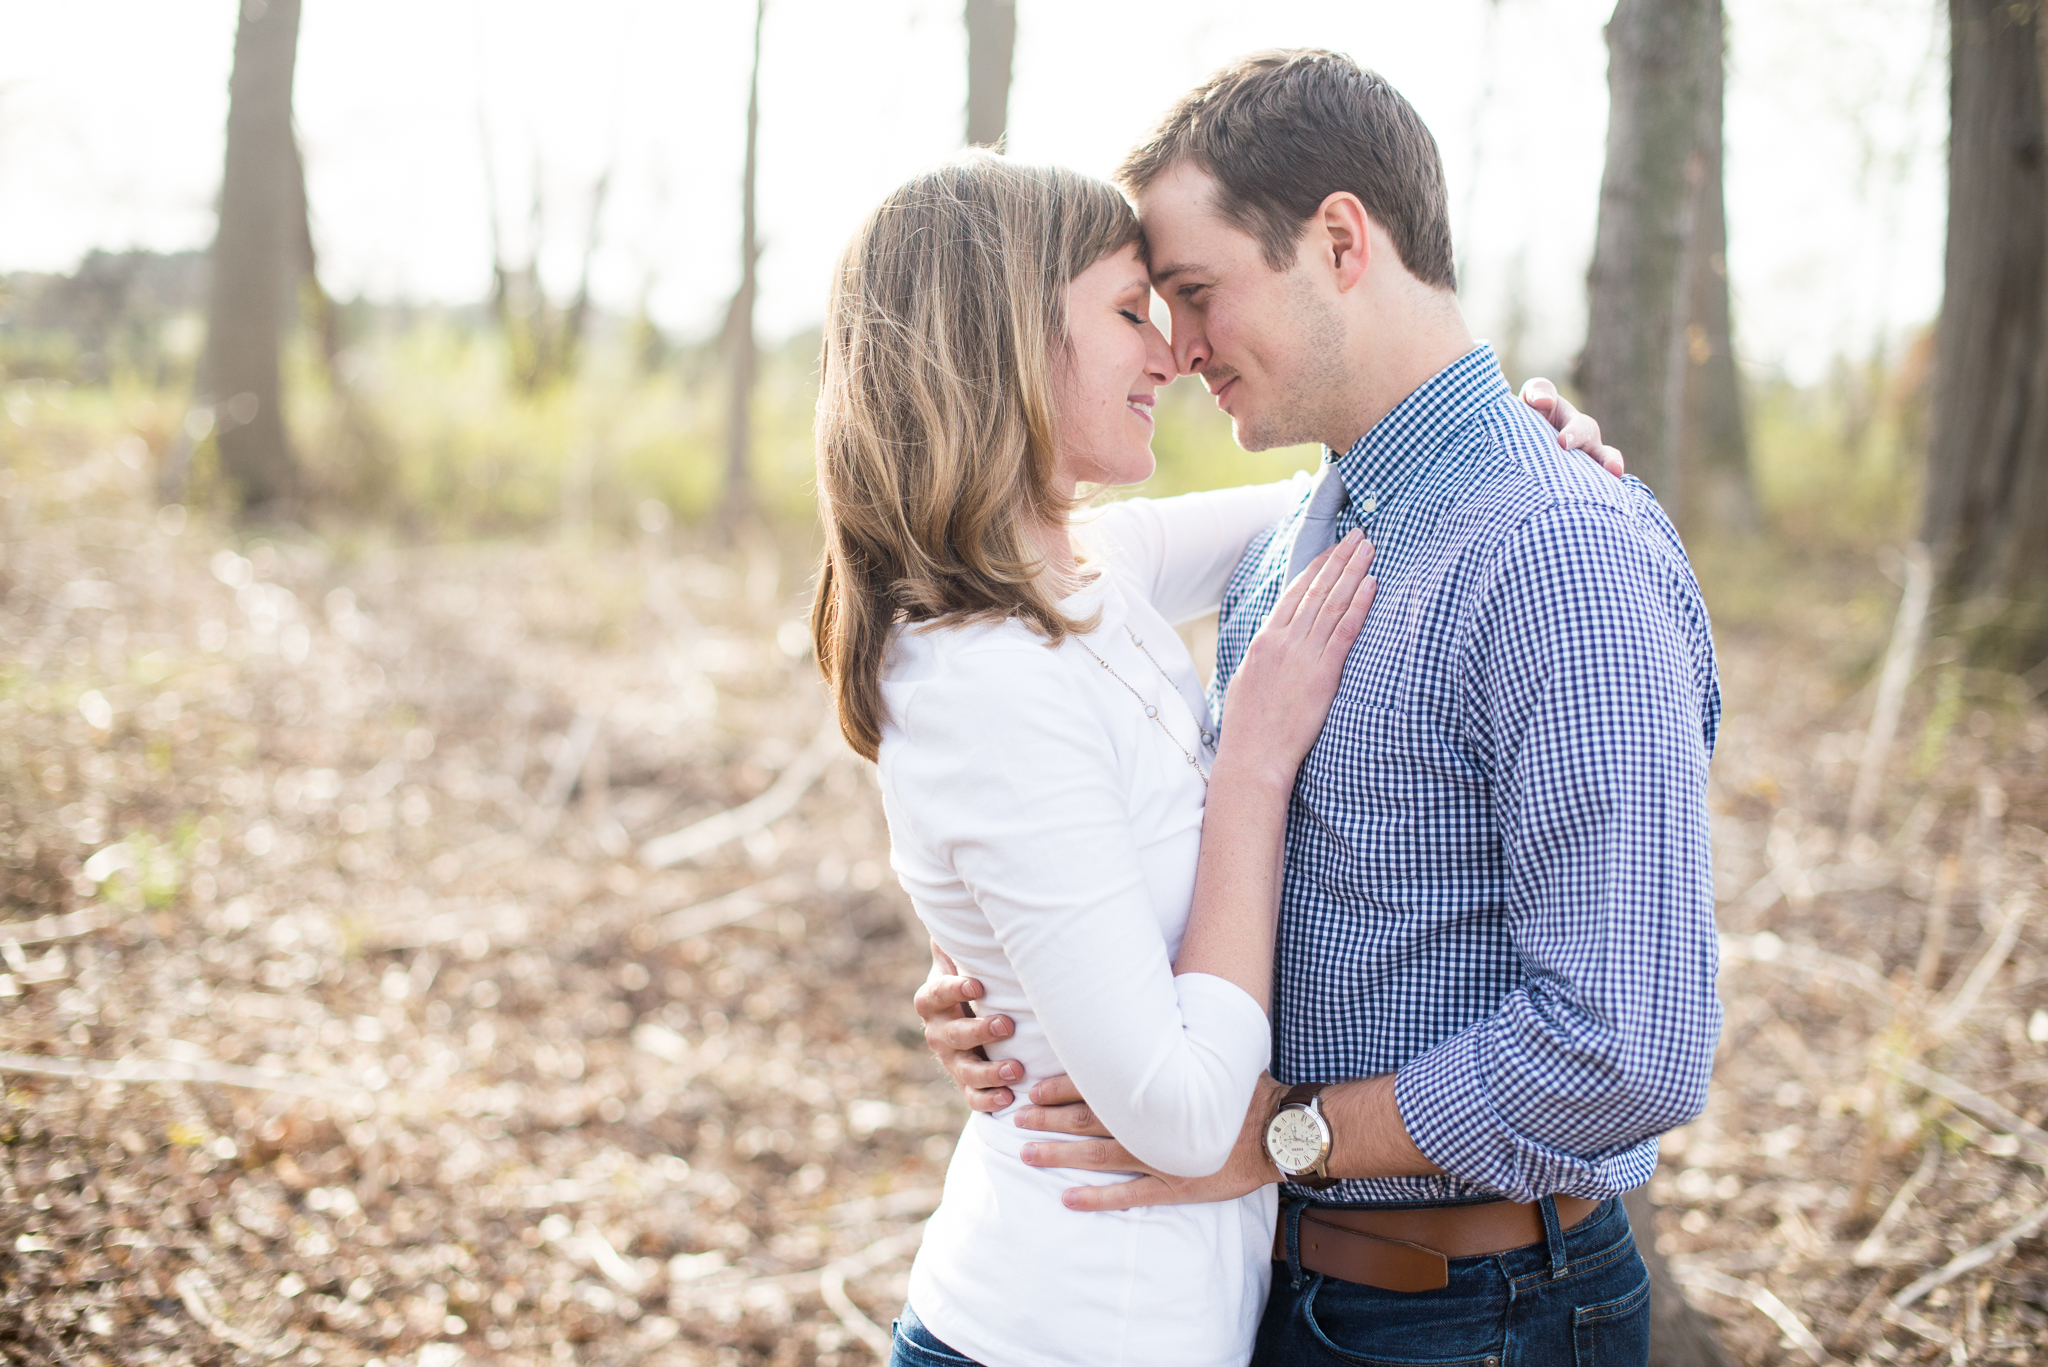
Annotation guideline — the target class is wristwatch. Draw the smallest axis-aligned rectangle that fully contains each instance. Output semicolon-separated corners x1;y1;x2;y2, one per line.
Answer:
1263;1081;1336;1190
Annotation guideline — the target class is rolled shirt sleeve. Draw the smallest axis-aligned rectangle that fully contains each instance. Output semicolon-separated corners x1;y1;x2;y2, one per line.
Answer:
1392;502;1722;1203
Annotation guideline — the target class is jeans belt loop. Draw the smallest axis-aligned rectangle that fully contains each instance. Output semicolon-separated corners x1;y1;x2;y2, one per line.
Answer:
1284;1199;1308;1289
1538;1194;1567;1280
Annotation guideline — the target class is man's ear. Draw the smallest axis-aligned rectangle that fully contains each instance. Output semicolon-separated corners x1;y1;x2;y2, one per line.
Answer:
1318;192;1372;292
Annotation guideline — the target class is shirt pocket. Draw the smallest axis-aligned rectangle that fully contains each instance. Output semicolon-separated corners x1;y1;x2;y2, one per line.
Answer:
1293;698;1486;898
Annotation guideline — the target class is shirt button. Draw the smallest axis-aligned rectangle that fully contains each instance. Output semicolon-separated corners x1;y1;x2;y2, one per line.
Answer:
1144;705;1158;718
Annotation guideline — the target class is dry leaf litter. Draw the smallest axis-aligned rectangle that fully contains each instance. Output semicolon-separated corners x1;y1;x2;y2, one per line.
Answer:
4;430;2048;1365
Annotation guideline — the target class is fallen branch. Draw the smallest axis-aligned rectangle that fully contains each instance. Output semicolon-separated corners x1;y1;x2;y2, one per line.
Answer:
1854;1145;1941;1267
822;1187;944;1227
1847;543;1931;836
647;876;804;945
361;898;531;953
0;909;109;946
1878;1301;1955;1347
1889;1057;2048;1162
1676;1268;1834;1365
527;703;605;841
1927;892;2034;1041
1890;1190;2048;1310
174;1268;295;1359
546;1219;650;1295
1718;932;1895;1006
819;1224;924;1358
641;715;843;869
667;1224;923;1306
0;1050;369;1101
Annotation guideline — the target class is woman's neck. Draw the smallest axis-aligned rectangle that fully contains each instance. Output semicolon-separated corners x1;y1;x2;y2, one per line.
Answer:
1031;513;1083;599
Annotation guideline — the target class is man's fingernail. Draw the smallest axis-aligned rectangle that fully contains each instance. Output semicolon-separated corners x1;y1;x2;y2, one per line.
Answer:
1002;1062;1021;1080
1022;1145;1040;1164
1061;1190;1081;1210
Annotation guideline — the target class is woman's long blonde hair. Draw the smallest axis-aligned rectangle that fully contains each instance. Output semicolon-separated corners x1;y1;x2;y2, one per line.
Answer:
811;154;1142;760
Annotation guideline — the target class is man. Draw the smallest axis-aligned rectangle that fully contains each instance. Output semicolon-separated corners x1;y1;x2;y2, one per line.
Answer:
917;50;1720;1364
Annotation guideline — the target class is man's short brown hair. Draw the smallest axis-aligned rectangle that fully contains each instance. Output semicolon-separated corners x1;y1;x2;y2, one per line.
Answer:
1117;49;1456;290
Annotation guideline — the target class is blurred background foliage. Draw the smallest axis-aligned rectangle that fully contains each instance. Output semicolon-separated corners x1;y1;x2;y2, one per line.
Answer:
0;275;1936;549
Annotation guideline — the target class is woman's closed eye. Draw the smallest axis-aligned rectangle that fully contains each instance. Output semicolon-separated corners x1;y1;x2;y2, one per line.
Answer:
1118;308;1146;326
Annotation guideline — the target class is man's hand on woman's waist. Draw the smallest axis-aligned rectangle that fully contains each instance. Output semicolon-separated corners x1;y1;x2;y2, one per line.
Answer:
1016;1072;1444;1212
917;940;1024;1111
916;944;1446;1211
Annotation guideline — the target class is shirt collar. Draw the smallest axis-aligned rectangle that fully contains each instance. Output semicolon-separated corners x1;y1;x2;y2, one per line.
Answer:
1325;344;1511;517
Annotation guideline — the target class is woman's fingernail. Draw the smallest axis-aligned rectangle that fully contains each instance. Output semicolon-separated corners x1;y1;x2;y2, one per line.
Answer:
1062;1190;1081;1209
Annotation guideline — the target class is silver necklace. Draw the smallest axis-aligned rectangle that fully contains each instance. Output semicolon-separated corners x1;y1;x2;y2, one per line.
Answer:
1075;627;1215;785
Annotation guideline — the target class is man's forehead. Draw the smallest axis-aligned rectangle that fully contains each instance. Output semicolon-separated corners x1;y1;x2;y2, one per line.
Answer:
1135;162;1249;282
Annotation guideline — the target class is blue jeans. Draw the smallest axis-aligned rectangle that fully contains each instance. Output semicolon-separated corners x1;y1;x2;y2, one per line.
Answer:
889;1303;983;1367
1253;1197;1650;1367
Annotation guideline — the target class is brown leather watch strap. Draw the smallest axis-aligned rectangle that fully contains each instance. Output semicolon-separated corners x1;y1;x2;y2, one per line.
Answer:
1282;1081;1329;1108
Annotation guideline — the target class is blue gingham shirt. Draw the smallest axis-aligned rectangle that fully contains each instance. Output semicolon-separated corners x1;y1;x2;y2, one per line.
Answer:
1212;346;1722;1206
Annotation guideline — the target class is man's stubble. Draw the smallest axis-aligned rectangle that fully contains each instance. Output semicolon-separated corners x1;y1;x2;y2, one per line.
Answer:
1229;267;1351;455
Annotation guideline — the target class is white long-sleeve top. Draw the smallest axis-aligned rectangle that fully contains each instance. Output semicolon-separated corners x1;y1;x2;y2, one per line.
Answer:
879;479;1303;1367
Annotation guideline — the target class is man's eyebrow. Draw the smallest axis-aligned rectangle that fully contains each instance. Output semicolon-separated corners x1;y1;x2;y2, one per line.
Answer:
1149;261;1206;286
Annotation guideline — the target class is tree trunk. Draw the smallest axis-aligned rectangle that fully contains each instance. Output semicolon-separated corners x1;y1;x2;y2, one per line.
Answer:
1920;0;2048;668
205;0;303;517
1583;5;1740;1362
1673;4;1759;537
1624;1187;1734;1367
720;0;765;524
965;0;1016;148
1578;0;1719;528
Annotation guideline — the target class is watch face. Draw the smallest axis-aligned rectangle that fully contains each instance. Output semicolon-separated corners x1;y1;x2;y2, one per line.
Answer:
1266;1107;1327;1172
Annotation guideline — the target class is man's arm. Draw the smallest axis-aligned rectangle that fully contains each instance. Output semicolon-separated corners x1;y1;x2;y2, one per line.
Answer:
1017;1071;1440;1213
1029;504;1719;1209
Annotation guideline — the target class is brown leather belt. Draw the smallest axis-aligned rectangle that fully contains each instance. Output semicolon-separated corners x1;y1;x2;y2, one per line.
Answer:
1273;1196;1602;1293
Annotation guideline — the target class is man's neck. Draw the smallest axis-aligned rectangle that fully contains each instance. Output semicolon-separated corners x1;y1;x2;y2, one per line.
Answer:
1327;292;1477;456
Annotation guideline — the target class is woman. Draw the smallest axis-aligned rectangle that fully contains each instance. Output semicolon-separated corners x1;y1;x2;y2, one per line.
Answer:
809;154;1611;1367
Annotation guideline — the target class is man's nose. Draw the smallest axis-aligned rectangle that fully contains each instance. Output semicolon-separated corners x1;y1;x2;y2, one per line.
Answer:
1173;324;1209;377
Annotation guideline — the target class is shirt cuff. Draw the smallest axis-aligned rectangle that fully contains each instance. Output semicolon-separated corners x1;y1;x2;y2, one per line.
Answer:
1393;1029;1660;1204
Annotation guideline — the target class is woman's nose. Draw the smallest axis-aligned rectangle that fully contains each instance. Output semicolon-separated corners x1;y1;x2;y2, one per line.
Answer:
1144;324;1174;384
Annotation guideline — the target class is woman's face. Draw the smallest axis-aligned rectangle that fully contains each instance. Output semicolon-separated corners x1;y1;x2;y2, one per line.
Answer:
1053;243;1176;492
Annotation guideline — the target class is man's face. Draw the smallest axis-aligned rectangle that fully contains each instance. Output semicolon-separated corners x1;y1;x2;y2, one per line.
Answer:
1136;162;1347;453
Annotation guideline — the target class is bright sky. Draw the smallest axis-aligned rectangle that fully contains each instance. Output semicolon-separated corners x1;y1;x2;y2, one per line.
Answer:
0;0;1946;384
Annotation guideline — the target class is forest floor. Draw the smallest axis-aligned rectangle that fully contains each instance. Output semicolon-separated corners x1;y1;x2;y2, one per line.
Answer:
3;434;2048;1367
